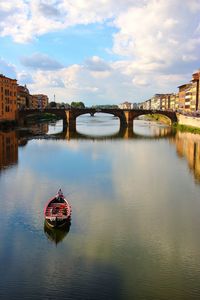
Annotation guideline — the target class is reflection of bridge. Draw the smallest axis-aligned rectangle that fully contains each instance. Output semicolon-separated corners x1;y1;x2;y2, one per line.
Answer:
18;108;178;130
19;124;174;141
63;126;174;140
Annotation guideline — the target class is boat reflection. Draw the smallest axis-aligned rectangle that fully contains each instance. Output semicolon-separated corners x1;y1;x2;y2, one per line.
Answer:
44;220;71;245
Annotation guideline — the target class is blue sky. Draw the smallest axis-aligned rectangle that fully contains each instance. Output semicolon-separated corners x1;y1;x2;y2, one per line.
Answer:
0;0;200;106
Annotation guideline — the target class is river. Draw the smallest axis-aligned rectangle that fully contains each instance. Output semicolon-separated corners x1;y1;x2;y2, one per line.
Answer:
0;114;200;300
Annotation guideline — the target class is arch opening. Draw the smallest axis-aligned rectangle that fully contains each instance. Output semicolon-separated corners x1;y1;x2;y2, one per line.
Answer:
133;117;172;138
76;112;120;137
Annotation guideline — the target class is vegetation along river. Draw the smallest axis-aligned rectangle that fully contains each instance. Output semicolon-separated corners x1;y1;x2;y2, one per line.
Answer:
0;113;200;300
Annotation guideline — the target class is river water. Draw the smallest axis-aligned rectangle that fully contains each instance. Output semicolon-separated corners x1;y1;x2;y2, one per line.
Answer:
0;114;200;300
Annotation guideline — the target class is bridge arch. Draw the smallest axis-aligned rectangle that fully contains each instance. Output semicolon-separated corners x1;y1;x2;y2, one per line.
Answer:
123;109;177;128
65;108;127;131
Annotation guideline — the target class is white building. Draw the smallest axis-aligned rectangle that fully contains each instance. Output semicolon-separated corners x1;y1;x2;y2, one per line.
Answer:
118;101;134;109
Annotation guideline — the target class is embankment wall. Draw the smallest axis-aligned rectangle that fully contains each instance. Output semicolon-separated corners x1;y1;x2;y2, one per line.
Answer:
177;114;200;128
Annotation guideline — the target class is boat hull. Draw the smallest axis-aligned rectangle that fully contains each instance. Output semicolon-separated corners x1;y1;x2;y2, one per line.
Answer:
44;190;72;228
45;216;70;228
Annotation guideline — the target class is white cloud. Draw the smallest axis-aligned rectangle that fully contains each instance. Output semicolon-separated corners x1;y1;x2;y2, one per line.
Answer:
112;0;200;68
0;0;200;103
0;0;124;43
21;53;63;70
23;55;189;105
85;56;111;72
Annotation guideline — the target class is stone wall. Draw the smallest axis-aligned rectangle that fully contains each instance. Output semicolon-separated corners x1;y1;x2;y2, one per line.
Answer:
177;114;200;128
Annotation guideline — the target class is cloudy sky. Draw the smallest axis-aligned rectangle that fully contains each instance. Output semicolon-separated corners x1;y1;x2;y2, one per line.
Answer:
0;0;200;106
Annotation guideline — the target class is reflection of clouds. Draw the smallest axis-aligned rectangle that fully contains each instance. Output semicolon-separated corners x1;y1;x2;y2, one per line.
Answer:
105;135;200;280
76;114;120;137
1;123;200;298
133;120;171;137
2;168;50;231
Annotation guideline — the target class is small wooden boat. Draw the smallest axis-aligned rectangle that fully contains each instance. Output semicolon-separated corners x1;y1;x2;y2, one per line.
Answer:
44;189;71;228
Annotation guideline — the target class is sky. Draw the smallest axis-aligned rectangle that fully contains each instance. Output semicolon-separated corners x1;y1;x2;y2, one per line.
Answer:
0;0;200;106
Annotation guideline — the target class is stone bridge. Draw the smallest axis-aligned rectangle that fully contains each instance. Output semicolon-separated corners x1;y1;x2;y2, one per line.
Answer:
18;108;178;130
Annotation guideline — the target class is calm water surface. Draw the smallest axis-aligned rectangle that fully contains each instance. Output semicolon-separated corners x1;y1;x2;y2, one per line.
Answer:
0;114;200;300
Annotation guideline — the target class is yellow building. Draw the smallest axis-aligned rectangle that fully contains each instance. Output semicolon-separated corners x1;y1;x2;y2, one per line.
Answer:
0;74;17;122
188;82;197;112
178;83;191;111
169;93;179;110
191;70;200;111
30;94;40;109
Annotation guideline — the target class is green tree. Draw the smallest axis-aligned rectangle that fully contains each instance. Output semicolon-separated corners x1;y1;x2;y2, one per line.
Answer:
71;101;85;108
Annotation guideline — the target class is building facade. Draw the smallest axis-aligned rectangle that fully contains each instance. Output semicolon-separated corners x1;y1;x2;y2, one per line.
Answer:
32;94;49;109
191;71;200;111
118;101;134;109
17;85;31;110
0;74;17;121
30;94;40;109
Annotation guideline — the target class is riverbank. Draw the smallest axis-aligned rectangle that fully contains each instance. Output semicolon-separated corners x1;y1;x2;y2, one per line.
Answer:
172;123;200;134
143;113;200;134
177;114;200;129
25;112;60;123
141;114;171;125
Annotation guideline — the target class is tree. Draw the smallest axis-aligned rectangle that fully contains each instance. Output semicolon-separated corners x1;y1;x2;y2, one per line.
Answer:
71;101;85;108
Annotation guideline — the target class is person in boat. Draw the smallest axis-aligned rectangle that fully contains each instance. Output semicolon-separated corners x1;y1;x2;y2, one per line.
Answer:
58;189;63;197
56;189;64;203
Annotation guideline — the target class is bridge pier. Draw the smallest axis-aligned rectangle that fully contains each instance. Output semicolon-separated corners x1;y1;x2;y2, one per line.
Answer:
123;111;134;128
65;110;76;131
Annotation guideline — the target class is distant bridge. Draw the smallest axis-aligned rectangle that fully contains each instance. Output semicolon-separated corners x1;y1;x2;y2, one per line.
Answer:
18;108;178;131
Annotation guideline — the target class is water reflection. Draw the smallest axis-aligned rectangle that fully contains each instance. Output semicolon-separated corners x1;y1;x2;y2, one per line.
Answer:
56;120;174;140
0;131;18;170
1;119;200;299
44;220;71;245
16;120;174;141
133;120;172;137
172;131;200;183
1;120;200;186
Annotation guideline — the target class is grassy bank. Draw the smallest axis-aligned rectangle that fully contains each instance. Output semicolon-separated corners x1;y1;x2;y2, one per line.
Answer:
143;114;171;125
172;123;200;134
143;114;200;134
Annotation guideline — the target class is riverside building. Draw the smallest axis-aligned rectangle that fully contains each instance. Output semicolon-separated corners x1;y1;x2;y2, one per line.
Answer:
0;74;17;122
191;70;200;111
32;94;49;109
17;85;31;110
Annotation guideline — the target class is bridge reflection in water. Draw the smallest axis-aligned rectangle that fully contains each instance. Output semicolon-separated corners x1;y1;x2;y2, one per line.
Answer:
52;122;174;141
1;122;200;184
